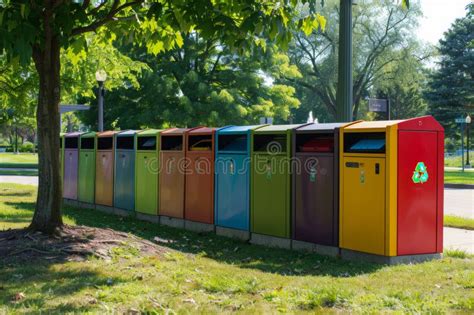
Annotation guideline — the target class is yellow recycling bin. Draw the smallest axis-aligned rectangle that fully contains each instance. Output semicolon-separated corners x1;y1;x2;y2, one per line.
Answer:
339;116;444;263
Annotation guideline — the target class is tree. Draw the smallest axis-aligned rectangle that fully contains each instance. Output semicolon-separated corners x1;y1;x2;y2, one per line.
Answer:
0;0;324;233
285;0;421;121
78;39;302;129
425;3;474;136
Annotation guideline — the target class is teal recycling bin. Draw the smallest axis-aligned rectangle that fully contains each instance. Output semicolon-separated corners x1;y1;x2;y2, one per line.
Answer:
114;130;137;211
215;125;266;231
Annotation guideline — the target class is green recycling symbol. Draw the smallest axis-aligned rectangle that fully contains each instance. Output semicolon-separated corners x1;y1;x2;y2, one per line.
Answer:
412;162;429;184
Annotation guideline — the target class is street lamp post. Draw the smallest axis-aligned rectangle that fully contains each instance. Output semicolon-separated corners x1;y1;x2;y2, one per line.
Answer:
466;114;471;168
95;70;107;132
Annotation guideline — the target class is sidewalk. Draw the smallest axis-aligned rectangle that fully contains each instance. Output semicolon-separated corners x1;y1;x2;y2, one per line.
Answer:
0;175;38;185
444;227;474;254
445;166;474;171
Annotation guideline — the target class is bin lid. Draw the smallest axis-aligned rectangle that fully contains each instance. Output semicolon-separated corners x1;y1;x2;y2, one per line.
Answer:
65;132;84;138
97;130;119;138
296;122;347;132
137;129;163;136
254;124;304;133
161;127;199;135
81;131;96;138
117;130;138;137
343;116;443;132
188;127;216;135
218;125;267;134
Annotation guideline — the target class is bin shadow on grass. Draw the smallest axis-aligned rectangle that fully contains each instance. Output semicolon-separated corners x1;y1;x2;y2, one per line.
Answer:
3;201;384;277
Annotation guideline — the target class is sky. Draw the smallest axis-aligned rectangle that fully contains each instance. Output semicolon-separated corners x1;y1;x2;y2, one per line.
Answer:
416;0;471;45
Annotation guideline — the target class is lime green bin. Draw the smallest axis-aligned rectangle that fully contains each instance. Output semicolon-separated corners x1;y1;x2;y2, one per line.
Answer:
135;129;163;215
250;124;303;238
78;132;97;204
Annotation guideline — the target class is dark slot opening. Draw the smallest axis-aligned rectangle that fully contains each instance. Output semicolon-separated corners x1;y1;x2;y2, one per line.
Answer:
296;133;334;153
116;136;135;150
161;135;183;151
98;137;113;150
138;136;156;150
218;134;247;152
59;138;63;149
81;137;95;149
344;132;386;153
65;137;78;149
253;134;287;153
188;135;212;151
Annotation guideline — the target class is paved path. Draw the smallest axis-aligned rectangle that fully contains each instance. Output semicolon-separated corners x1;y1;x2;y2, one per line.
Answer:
445;167;474;171
444;227;474;254
0;175;38;185
445;188;474;219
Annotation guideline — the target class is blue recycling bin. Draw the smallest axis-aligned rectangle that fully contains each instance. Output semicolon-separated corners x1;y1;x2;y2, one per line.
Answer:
214;125;266;231
114;130;138;211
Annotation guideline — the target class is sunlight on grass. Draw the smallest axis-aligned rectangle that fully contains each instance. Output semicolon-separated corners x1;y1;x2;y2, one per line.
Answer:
445;215;474;230
444;170;474;185
1;183;473;313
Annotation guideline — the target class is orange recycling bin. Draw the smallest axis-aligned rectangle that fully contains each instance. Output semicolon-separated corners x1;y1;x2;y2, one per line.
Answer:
95;131;119;207
184;127;216;224
159;128;196;218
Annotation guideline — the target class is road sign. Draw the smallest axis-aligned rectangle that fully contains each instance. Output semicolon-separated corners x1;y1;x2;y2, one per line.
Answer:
455;118;465;123
369;99;388;112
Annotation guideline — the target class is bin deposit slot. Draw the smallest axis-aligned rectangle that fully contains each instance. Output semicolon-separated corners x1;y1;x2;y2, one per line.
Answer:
218;134;247;152
137;136;156;151
161;135;183;151
253;134;287;153
117;136;135;150
344;132;386;154
188;135;212;151
296;133;334;153
81;137;95;149
345;162;360;168
65;137;78;149
98;137;113;150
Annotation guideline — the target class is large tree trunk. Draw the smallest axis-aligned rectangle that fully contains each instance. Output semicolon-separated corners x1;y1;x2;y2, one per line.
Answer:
29;5;63;234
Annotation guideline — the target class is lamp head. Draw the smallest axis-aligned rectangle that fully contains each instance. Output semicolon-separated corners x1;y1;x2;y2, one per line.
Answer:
95;70;107;83
466;115;472;124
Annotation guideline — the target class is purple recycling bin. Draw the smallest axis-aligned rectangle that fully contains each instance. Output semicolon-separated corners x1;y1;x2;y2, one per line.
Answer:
63;132;83;200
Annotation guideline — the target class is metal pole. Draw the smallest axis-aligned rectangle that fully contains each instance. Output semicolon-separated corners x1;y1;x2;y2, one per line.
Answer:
466;123;470;167
386;98;391;120
98;81;104;132
336;0;353;122
461;122;465;172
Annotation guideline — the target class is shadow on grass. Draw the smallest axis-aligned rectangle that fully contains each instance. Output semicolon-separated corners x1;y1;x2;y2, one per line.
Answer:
3;201;383;277
0;192;33;197
0;262;122;313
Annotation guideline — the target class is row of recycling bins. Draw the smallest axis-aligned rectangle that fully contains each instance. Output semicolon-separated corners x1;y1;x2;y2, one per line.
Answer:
61;116;444;259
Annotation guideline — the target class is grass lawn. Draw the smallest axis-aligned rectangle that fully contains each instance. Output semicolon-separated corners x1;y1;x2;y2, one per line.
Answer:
0;153;38;169
444;170;474;185
0;184;473;313
445;215;474;231
0;169;38;176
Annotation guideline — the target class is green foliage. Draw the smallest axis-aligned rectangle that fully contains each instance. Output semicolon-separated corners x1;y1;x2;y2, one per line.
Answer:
425;3;474;137
79;39;302;129
19;141;34;153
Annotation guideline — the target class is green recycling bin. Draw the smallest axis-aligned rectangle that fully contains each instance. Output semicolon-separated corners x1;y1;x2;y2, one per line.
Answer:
250;124;304;238
135;129;163;215
78;132;97;204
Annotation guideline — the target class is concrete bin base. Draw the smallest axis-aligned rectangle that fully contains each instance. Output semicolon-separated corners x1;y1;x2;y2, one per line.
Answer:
250;233;291;249
340;248;442;265
95;204;114;214
185;220;215;233
114;208;134;217
291;240;340;257
216;226;250;241
160;216;185;229
77;201;95;210
63;198;79;207
136;212;160;224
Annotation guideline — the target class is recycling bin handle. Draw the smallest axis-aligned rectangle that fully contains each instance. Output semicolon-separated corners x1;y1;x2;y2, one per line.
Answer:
102;154;106;158
121;154;125;158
